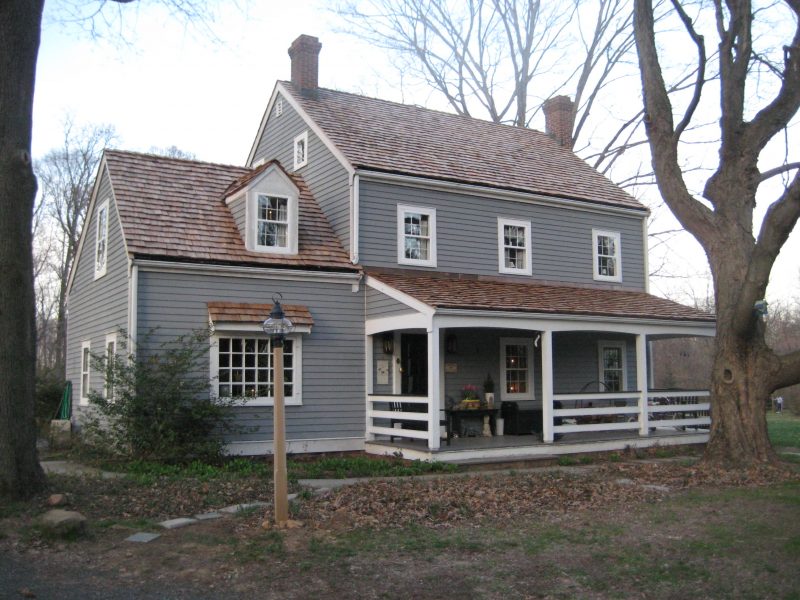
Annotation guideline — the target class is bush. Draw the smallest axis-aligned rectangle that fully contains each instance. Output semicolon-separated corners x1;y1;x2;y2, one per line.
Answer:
35;370;66;429
85;330;243;463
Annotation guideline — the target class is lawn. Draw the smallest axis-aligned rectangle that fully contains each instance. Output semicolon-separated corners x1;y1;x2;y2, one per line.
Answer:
768;413;800;449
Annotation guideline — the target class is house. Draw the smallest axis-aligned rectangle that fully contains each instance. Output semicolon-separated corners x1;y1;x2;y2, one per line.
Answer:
66;34;715;462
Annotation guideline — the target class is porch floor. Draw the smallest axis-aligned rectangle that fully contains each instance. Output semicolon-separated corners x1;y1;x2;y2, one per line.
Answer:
365;427;709;464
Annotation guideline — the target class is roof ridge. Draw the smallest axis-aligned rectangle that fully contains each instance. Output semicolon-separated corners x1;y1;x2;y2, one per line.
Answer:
280;80;551;136
105;149;249;171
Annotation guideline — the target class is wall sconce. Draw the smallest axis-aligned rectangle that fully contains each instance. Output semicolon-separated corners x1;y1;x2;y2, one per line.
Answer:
446;334;457;354
382;333;394;355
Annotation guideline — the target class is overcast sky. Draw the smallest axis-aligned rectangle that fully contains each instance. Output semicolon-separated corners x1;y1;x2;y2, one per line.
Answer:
33;0;799;304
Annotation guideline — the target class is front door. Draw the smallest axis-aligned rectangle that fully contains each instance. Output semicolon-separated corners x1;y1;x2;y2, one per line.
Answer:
401;334;427;395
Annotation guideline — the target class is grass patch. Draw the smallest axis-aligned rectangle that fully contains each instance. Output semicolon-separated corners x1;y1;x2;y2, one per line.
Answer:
232;531;285;562
117;458;272;484
767;414;800;449
287;455;459;480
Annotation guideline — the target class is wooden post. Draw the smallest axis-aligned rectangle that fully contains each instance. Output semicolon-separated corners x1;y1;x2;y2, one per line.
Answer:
427;324;440;450
273;340;289;525
636;334;649;436
541;330;554;443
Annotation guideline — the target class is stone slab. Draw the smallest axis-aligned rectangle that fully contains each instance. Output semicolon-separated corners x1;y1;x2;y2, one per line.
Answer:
125;532;161;543
194;511;223;521
220;502;268;514
158;517;198;530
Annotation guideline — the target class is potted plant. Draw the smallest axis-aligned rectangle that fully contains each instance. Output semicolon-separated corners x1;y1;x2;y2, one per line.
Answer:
483;374;495;407
461;384;480;409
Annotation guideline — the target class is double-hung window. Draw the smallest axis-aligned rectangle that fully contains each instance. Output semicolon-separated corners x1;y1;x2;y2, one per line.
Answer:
80;341;91;405
498;218;532;275
212;335;301;406
257;195;289;250
94;200;109;279
500;337;534;400
592;229;622;282
397;205;437;267
598;341;626;392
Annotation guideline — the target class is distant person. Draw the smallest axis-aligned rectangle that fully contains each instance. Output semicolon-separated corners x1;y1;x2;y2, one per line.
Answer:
775;395;784;414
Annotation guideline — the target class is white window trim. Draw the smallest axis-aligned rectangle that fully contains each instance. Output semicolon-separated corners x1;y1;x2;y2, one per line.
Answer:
293;130;308;170
592;229;622;282
210;333;303;407
104;333;117;401
597;340;627;392
497;217;532;275
500;337;535;401
80;341;91;406
94;199;109;279
252;193;297;255
397;204;437;267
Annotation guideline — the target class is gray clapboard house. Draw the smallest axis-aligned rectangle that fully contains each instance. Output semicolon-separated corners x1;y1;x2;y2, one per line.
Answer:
66;34;715;461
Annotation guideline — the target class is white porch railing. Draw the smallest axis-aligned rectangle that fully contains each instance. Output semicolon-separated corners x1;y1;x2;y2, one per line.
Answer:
367;395;431;441
552;392;641;434
551;390;711;435
647;390;711;429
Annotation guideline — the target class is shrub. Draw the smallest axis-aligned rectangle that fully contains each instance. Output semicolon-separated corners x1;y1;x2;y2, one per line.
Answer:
85;330;242;463
35;370;66;429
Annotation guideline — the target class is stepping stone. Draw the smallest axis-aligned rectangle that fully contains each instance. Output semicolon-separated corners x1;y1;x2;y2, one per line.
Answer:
287;493;298;501
641;484;670;493
194;511;223;521
220;502;268;514
158;517;198;530
125;532;161;543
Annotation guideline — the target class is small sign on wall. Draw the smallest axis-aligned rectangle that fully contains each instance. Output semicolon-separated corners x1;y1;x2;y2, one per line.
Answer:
445;362;458;374
376;360;390;385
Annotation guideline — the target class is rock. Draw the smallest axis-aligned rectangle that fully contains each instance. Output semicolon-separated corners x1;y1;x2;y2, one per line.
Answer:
47;494;68;507
158;517;197;530
39;509;87;537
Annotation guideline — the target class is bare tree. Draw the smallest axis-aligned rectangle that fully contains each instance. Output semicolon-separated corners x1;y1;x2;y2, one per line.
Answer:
634;0;800;466
148;145;196;160
335;1;652;167
0;0;217;499
36;118;118;376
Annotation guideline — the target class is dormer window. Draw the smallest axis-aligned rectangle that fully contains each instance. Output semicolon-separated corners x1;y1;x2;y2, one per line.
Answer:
94;199;109;279
227;163;299;255
592;229;622;282
257;195;289;249
294;131;308;170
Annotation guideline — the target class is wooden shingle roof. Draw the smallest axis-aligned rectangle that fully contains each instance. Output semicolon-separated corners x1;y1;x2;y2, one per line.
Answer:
105;150;357;271
207;302;314;327
282;82;646;212
368;270;715;323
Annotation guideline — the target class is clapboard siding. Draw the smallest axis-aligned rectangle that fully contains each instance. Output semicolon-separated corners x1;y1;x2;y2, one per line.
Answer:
366;288;416;319
229;195;247;240
553;332;637;393
359;180;646;289
251;93;351;251
136;270;365;442
66;167;130;420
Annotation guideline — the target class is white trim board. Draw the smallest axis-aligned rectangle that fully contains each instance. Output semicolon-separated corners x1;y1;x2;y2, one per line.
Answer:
225;437;365;456
364;276;434;316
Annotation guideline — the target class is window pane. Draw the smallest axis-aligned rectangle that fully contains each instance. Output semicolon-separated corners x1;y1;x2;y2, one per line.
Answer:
217;336;296;401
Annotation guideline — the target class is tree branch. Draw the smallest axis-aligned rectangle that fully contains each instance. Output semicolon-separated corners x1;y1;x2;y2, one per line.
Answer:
774;347;800;390
669;0;706;142
759;161;800;183
633;0;717;244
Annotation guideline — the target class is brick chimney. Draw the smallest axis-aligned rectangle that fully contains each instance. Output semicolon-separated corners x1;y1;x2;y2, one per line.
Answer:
542;95;575;149
288;34;322;96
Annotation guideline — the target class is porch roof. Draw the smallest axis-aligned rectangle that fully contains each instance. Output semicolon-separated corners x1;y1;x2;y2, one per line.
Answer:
367;270;715;323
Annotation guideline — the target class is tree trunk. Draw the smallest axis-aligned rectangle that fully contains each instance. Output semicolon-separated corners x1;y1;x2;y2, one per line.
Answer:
0;0;46;498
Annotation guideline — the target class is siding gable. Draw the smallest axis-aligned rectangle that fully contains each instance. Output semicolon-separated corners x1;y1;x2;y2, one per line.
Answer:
250;90;352;256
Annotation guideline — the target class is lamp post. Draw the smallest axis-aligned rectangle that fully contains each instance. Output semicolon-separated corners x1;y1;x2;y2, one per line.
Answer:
262;294;294;527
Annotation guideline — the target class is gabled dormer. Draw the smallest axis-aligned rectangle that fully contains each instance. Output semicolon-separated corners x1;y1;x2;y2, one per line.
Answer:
224;161;300;256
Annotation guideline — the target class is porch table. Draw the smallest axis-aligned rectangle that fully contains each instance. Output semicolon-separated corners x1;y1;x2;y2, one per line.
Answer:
445;407;499;445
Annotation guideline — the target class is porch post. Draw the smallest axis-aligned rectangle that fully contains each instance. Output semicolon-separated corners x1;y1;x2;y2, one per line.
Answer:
427;323;441;450
365;334;375;441
541;330;554;443
636;333;649;436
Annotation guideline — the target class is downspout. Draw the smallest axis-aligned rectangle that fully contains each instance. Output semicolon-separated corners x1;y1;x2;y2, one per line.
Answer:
127;260;138;356
351;173;360;264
